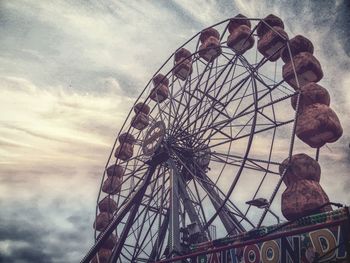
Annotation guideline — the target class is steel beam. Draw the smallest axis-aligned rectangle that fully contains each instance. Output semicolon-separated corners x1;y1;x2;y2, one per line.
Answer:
147;211;170;262
198;176;245;234
177;175;207;238
167;159;181;261
80;150;168;263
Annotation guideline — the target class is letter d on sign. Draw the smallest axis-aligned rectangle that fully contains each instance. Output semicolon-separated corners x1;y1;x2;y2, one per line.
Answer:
309;229;337;262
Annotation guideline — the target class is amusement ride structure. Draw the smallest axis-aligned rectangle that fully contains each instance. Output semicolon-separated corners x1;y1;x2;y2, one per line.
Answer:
81;14;349;263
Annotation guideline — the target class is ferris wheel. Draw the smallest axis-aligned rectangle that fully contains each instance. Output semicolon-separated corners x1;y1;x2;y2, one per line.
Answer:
81;14;343;263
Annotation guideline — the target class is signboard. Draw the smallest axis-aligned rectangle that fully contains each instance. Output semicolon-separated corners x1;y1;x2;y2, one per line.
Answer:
156;208;350;263
196;224;348;263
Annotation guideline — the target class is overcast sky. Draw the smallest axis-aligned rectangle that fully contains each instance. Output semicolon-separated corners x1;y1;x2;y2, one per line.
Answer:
0;1;349;262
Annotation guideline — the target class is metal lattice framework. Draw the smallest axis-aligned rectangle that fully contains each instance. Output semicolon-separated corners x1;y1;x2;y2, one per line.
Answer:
81;16;312;263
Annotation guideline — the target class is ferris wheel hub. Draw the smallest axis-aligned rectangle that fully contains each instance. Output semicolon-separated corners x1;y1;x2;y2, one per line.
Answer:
142;121;166;156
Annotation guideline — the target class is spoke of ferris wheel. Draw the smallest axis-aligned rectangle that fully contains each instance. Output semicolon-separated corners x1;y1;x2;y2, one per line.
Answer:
198;74;250;135
187;71;258;124
167;71;178;136
176;89;273;141
210;151;281;170
192;57;221;133
177;59;256;138
191;170;247;233
147;77;187;128
256;70;294;95
133;216;164;261
231;78;253;117
170;53;236;135
117;166;169;224
171;150;249;232
240;128;278;226
117;175;170;234
108;162;165;263
148;210;170;262
128;204;170;261
156;60;247;129
253;71;293;98
150;78;222;133
169;58;211;136
195;112;280;149
198;110;255;154
267;84;278;125
203;80;258;232
183;80;227;119
201;118;293;152
187;60;229;86
127;166;164;255
148;170;169;262
122;165;148;183
94;164;148;238
191;159;254;227
174;71;251;139
196;176;246;234
170;150;253;220
82;164;158;263
176;164;210;239
170;59;215;137
191;60;238;135
129;175;171;258
197;172;250;232
209;154;259;173
205;80;251;136
154;96;194;123
153;85;198;129
181;180;211;232
118;152;147;167
192;61;248;97
162;76;232;125
114;164;152;214
188;58;211;105
178;82;293;146
124;164;149;179
237;86;279;215
210;154;280;176
119;245;133;261
224;47;270;78
159;79;192;128
191;178;211;230
112;195;168;232
257;109;277;125
210;150;281;167
185;73;194;128
172;55;238;136
130;201;165;260
155;98;168;128
189;119;276;144
191;75;253;146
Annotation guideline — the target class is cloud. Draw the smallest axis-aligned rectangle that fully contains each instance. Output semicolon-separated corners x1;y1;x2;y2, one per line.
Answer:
0;0;349;261
0;197;94;263
0;75;124;261
0;75;134;166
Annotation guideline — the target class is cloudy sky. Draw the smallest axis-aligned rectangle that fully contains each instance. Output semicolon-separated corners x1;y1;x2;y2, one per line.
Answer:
0;0;349;262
